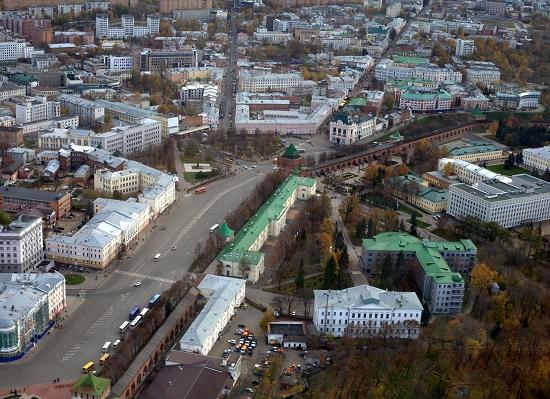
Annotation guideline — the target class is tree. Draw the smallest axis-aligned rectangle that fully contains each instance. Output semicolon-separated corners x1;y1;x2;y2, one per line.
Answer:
355;217;367;239
442;162;453;177
470;263;498;293
367;218;375;238
488;120;499;136
544;168;550;182
260;308;275;332
515;152;523;166
504;153;516;170
295;259;305;294
0;211;11;226
380;254;393;289
323;255;338;290
409;213;418;237
395;163;408;176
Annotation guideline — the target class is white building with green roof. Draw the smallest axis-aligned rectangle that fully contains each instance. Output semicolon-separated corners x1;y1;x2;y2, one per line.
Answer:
361;232;477;314
216;174;316;282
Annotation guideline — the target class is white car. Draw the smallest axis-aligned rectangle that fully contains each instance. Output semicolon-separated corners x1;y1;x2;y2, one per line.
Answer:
133;281;142;287
171;245;177;250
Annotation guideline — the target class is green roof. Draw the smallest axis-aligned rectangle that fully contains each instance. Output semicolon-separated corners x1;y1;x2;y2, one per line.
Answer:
362;232;476;284
389;130;403;140
471;105;483;116
72;373;110;397
449;143;500;156
401;90;452;101
219;222;234;238
394;175;448;203
347;97;369;106
282;144;300;159
217;175;316;265
392;55;429;65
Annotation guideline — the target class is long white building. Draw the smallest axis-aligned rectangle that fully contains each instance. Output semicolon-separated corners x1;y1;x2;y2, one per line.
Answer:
313;285;423;339
179;275;245;355
0;215;43;274
495;90;540;110
375;59;462;83
58;94;105;125
91;118;161;156
46;199;150;269
465;61;501;88
438;158;512;185
0;272;65;359
523;146;550;173
15;96;60;124
447;174;550;228
238;71;303;93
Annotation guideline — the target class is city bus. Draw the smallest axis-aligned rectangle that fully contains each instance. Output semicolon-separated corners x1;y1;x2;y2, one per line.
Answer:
154;253;161;262
100;353;110;364
129;306;140;320
139;307;149;318
119;321;130;336
148;294;161;307
82;362;94;373
209;224;219;232
195;186;206;194
102;341;111;353
130;315;142;329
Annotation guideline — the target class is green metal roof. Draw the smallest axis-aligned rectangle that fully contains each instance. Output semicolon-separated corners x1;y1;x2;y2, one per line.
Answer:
362;232;476;284
394;175;448;203
219;222;234;238
389;130;403;140
282;144;300;159
392;55;429;65
401;90;452;101
217;175;315;265
347;97;369;106
471;105;483;116
72;373;110;397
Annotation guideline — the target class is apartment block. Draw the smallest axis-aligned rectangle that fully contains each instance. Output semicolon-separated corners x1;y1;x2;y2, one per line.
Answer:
0;215;43;273
58;94;105;125
361;232;476;314
15;96;60;124
455;39;475;57
0;187;70;219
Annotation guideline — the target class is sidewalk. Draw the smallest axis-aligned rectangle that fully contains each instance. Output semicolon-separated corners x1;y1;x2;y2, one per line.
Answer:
0;380;73;399
331;196;369;287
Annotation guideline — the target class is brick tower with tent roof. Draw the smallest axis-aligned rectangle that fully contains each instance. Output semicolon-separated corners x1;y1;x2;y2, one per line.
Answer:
277;144;303;176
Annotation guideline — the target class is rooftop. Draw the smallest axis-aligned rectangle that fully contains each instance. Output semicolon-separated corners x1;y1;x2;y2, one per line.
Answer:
217;175;315;265
72;373;110;397
314;284;423;311
451;174;550;202
362;232;476;284
0;186;68;202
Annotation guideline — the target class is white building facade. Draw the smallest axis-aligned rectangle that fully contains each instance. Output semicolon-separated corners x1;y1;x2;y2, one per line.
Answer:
15;97;60;124
313;285;423;339
329;112;376;145
523;146;550;173
0;215;44;274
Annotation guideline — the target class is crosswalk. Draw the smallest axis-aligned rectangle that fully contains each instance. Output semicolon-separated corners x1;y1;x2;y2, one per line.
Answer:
114;270;176;284
62;305;113;362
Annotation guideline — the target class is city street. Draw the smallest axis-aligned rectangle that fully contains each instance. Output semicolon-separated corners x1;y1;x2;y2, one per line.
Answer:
0;164;273;388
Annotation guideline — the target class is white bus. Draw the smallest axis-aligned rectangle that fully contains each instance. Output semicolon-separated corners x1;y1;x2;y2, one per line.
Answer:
209;224;219;232
154;253;161;262
130;315;142;329
139;307;149;318
102;341;111;353
119;321;130;336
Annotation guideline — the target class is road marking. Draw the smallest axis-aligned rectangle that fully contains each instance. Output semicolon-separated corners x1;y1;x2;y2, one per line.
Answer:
132;173;263;274
120;292;130;302
183;193;192;198
114;270;176;284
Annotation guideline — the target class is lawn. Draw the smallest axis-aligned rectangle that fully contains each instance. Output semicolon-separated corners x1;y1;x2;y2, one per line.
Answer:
411;218;431;229
65;273;85;285
486;163;529;176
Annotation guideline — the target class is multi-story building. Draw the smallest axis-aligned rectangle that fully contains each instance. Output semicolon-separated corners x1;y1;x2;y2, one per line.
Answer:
95;14;109;38
362;232;476;314
95;14;159;39
15;96;60;124
485;1;507;15
0;127;24;150
313;285;422;338
0;82;26;101
179;83;218;104
159;0;212;14
253;27;291;45
238;71;302;93
90;118;162;156
217;174;316;283
445;140;504;163
386;2;402;17
375;59;462;83
398;88;452;112
0;272;65;359
329;111;376;145
94;169;140;196
0;215;43;273
58;94;105;126
455;39;475;57
392;174;448;214
0;41;18;62
139;49;199;72
95;100;179;136
5;147;35;165
38;128;94;149
438;158;509;185
46;199;150;269
102;55;133;71
179;275;245;355
465;61;501;88
495;90;540;110
447;174;550;228
523;146;550;173
0;187;70;219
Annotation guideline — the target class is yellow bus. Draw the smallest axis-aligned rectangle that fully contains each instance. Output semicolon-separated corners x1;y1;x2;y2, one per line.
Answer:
224;157;233;164
100;353;110;364
82;361;94;373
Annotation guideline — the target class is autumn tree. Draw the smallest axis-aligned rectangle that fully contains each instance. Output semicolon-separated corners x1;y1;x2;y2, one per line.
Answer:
340;195;362;226
470;263;498;293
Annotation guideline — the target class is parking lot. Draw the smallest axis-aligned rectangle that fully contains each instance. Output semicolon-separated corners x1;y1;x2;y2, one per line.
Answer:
209;304;271;395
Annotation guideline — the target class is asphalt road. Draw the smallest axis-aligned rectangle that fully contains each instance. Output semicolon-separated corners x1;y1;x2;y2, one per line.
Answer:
0;164;273;388
219;6;238;133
